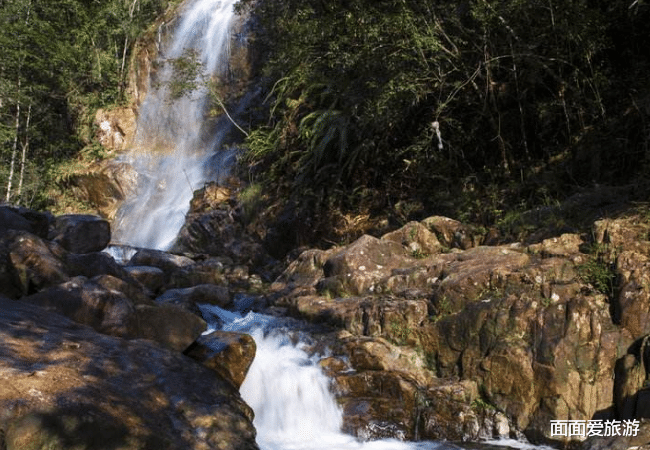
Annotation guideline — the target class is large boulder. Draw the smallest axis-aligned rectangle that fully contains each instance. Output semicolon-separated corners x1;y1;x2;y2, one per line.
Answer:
0;296;258;450
21;276;138;338
0;205;51;238
49;214;111;253
64;251;130;280
124;265;165;293
134;304;207;352
21;277;206;352
0;230;69;298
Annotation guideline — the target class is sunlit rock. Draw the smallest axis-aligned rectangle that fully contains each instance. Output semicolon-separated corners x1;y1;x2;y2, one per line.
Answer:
185;330;256;389
0;297;258;450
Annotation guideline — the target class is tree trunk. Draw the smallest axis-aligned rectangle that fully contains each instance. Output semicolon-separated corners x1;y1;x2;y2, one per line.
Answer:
5;79;20;204
17;102;32;203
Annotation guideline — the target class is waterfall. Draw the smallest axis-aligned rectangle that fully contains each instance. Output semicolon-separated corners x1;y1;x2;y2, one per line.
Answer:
112;0;241;250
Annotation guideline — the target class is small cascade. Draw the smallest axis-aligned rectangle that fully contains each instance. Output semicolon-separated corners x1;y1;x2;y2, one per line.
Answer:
200;305;463;450
112;0;241;250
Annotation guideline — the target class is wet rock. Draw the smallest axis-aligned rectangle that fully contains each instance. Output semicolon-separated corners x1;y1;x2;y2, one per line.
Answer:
185;331;256;389
128;248;194;274
123;265;165;294
343;336;434;385
70;161;139;220
171;208;270;269
168;258;228;289
49;214;111;254
419;380;483;442
335;369;419;440
94;107;137;152
0;296;258;450
581;418;650;450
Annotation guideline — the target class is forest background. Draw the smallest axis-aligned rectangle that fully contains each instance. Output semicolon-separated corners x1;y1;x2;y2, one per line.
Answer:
1;0;649;245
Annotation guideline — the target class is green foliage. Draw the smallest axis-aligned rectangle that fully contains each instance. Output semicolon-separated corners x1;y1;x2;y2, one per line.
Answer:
238;0;650;235
167;49;203;99
0;0;178;209
578;251;616;296
388;320;412;346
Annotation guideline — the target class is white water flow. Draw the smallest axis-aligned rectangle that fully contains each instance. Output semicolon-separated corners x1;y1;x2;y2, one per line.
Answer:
112;0;239;250
200;305;553;450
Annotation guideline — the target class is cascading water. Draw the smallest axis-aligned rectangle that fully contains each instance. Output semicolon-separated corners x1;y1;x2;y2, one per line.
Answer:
201;305;554;450
111;2;558;448
112;0;240;250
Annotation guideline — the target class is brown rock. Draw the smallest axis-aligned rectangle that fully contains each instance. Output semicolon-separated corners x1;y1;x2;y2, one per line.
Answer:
123;265;165;293
1;230;69;298
49;214;111;254
168;258;228;289
128;249;194;274
70;161;139;220
185;331;256;388
421;215;480;249
381;221;442;257
134;304;206;352
0;296;258;450
156;284;231;312
95;106;137;152
528;233;584;258
615;251;650;339
92;274;154;306
21;276;137;338
64;251;129;280
321;234;409;295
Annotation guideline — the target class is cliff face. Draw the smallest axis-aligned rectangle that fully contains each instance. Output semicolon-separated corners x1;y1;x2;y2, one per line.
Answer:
260;192;650;448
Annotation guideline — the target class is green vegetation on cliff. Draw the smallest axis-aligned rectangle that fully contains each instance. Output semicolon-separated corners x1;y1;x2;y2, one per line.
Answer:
0;0;179;210
238;0;650;243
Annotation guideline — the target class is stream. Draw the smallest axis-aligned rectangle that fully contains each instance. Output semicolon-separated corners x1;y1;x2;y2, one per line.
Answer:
110;0;558;448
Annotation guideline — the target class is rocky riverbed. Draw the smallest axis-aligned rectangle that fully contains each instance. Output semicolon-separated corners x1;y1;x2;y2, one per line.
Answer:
2;185;650;449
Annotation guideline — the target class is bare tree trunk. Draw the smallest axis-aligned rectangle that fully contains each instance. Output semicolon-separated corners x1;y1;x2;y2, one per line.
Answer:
5;79;20;204
17;102;32;203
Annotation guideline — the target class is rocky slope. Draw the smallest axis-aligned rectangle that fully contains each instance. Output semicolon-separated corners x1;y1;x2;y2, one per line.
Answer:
4;184;650;449
0;205;259;450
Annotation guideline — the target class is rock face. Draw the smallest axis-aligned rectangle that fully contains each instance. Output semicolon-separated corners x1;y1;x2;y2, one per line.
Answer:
0;297;258;450
269;215;650;446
